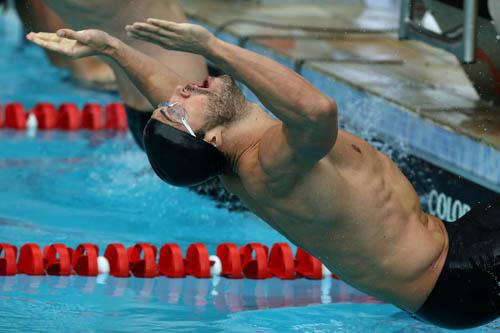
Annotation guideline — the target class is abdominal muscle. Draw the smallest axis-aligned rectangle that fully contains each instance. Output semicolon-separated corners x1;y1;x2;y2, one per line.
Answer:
235;130;449;312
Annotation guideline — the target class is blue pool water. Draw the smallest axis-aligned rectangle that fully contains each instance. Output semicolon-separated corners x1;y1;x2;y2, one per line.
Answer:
0;10;498;333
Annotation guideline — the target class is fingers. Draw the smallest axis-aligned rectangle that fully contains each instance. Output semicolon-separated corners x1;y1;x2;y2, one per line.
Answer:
34;32;59;41
27;36;64;53
125;23;154;35
26;29;83;46
56;28;89;44
126;27;156;40
126;29;169;46
126;22;176;39
129;22;161;34
26;33;60;51
125;22;179;48
26;32;61;43
146;18;183;32
56;28;77;39
26;31;79;56
127;32;154;45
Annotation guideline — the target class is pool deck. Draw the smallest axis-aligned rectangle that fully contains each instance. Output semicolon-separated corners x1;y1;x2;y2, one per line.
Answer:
182;0;500;193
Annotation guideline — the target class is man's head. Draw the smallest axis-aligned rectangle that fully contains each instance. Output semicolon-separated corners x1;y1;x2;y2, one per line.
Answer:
143;75;250;186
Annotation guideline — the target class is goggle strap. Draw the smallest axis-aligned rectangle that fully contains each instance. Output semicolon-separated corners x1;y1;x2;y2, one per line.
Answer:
182;117;197;137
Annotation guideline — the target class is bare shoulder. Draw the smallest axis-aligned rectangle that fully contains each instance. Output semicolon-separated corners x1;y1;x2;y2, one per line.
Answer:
235;145;271;196
237;128;374;197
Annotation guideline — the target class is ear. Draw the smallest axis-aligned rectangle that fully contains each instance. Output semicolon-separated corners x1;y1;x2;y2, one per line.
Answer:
203;126;223;148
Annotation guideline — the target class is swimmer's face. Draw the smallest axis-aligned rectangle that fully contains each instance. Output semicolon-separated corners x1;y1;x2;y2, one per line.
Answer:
152;75;247;138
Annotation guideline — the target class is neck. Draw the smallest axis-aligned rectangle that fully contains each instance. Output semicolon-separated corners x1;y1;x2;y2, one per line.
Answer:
221;104;279;174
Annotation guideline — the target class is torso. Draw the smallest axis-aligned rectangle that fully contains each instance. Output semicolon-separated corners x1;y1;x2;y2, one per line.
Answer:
43;1;448;310
223;130;449;312
43;0;208;109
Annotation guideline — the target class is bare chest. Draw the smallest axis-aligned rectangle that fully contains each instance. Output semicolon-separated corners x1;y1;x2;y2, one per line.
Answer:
237;135;422;265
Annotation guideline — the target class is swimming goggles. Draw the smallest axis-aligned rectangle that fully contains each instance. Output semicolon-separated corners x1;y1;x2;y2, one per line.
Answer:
157;102;196;137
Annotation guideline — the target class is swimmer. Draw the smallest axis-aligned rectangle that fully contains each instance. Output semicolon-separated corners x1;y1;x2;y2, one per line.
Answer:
27;22;499;329
16;0;207;123
20;0;241;207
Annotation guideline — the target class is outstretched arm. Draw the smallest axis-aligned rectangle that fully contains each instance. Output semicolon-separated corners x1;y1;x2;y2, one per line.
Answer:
26;29;186;107
127;20;338;174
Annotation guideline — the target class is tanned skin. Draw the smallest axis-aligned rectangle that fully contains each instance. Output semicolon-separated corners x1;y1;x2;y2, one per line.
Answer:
27;21;449;313
23;0;207;110
15;0;116;90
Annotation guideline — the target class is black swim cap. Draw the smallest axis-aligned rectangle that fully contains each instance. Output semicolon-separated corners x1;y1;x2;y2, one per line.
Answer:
143;118;228;186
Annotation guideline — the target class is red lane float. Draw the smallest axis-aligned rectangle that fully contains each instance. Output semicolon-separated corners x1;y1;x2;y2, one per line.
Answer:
241;243;271;279
58;103;81;130
268;243;295;280
0;244;17;276
128;243;157;278
295;248;323;280
5;103;26;129
72;244;99;276
0;102;127;131
158;243;185;278
0;242;338;281
105;103;127;130
81;103;104;130
43;243;72;275
216;243;244;279
33;103;58;130
104;243;130;277
185;243;211;278
17;243;44;275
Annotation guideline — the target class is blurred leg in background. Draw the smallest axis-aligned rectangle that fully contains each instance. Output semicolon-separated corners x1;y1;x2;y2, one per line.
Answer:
14;0;116;91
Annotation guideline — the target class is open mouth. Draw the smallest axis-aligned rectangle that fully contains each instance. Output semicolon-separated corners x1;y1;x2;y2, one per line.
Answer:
190;76;212;90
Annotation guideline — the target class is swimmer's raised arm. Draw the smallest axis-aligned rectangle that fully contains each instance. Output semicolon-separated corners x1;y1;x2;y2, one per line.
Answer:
26;29;186;107
128;20;338;168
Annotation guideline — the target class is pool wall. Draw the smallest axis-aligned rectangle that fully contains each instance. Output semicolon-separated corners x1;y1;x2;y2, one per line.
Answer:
195;19;499;222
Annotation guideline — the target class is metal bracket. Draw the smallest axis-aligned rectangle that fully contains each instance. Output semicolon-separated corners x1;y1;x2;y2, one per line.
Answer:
399;0;478;63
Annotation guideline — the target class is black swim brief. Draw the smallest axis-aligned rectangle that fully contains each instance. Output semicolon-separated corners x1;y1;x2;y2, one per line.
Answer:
415;198;500;329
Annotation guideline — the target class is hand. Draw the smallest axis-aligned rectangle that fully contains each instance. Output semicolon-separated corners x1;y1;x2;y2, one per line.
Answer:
125;19;216;55
26;29;117;59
